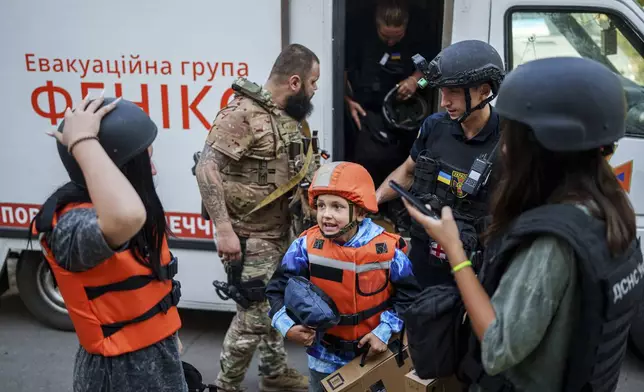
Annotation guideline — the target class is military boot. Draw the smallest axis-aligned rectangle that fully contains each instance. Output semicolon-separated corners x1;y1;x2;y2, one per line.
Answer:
259;367;309;392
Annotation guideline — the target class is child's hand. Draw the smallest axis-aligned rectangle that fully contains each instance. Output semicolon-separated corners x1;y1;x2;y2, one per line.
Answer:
286;325;316;347
358;332;388;357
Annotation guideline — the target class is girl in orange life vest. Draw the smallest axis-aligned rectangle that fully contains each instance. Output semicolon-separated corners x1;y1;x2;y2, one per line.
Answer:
30;94;187;392
266;161;421;392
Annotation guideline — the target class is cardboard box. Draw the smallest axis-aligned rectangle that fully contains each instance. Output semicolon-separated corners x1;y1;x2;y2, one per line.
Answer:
404;370;464;392
321;335;413;392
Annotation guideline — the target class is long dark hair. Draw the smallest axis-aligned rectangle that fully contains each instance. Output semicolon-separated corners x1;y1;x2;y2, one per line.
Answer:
31;150;171;277
484;119;636;256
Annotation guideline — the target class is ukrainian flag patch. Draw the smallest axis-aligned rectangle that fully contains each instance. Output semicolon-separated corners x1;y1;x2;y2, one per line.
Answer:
391;52;401;60
438;171;452;185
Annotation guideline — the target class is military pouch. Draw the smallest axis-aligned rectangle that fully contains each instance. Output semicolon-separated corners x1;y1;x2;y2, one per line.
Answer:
434;186;455;208
231;77;272;109
289;141;303;159
222;160;279;186
412;154;439;195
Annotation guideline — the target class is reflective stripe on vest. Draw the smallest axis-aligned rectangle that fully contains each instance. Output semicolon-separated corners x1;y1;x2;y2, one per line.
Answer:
304;225;398;343
309;254;392;273
40;202;182;357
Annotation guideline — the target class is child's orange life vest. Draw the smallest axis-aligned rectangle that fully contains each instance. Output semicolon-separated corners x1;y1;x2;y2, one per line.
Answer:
303;225;406;344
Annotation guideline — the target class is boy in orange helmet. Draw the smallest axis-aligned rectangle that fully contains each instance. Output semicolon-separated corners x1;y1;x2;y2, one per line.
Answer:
266;161;421;392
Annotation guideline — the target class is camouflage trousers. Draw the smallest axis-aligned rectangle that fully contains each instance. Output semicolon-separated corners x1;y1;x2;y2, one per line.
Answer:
215;237;289;390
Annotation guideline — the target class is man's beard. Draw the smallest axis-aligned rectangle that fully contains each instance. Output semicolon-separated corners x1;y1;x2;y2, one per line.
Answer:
284;89;314;121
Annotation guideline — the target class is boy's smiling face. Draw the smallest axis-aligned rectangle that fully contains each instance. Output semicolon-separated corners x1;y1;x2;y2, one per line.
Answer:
316;194;351;236
315;194;367;240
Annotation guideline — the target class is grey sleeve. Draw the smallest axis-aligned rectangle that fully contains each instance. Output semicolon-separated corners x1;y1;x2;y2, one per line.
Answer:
45;207;129;273
480;235;574;375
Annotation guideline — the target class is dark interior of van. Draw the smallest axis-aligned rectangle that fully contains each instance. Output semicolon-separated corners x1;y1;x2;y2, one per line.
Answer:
332;0;445;228
335;0;444;163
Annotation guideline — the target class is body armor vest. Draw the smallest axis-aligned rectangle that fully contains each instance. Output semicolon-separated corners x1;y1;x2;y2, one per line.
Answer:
220;78;306;188
410;116;497;244
460;204;644;392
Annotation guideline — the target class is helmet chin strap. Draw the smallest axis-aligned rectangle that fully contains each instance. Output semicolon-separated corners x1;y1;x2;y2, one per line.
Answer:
455;88;497;124
321;203;361;239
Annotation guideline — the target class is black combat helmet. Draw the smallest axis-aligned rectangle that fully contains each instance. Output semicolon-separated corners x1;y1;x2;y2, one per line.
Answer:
382;84;430;133
494;57;626;152
57;97;159;185
412;39;505;123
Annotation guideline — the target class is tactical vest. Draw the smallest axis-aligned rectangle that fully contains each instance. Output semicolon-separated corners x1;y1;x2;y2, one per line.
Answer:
460;204;644;392
220;78;306;189
302;225;406;354
410;116;498;244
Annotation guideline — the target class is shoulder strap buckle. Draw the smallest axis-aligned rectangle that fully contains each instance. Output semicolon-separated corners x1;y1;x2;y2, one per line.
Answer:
157;280;182;314
158;255;179;281
170;280;182;307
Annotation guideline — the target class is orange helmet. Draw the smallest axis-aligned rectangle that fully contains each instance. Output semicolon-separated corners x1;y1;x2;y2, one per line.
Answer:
308;162;378;213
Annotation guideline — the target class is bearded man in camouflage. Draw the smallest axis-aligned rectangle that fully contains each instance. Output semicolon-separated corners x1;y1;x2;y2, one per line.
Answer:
195;43;320;392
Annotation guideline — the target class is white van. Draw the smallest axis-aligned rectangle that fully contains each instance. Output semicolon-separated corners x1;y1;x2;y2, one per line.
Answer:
1;0;643;353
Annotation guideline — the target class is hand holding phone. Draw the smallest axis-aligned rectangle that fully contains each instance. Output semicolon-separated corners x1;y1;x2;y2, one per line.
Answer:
389;180;440;220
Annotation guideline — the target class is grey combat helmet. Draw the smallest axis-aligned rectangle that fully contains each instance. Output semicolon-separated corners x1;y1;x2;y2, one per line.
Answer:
494;57;626;152
412;40;506;123
56;97;158;186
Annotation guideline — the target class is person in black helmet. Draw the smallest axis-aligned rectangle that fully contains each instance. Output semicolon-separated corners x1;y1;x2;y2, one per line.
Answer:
31;94;188;392
377;40;505;287
404;56;643;391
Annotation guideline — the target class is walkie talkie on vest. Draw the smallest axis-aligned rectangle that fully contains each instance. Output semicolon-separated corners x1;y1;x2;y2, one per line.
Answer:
461;141;500;196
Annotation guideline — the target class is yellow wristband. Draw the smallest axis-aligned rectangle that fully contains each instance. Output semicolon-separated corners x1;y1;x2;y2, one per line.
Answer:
452;260;472;273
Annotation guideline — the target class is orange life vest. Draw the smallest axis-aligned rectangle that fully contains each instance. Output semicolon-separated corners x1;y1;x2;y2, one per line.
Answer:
304;225;406;346
38;202;182;357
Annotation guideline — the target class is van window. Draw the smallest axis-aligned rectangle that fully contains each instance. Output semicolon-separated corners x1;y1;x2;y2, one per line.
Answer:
508;9;644;137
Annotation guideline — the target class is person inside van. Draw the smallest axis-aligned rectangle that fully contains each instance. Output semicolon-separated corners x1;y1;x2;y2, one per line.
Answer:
402;57;644;391
31;94;187;392
266;161;421;392
344;0;437;189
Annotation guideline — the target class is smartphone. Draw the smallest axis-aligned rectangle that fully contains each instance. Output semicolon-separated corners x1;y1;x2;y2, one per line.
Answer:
389;180;440;219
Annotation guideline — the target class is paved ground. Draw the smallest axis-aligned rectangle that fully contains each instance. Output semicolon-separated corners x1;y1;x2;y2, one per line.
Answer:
1;291;644;391
0;293;311;391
